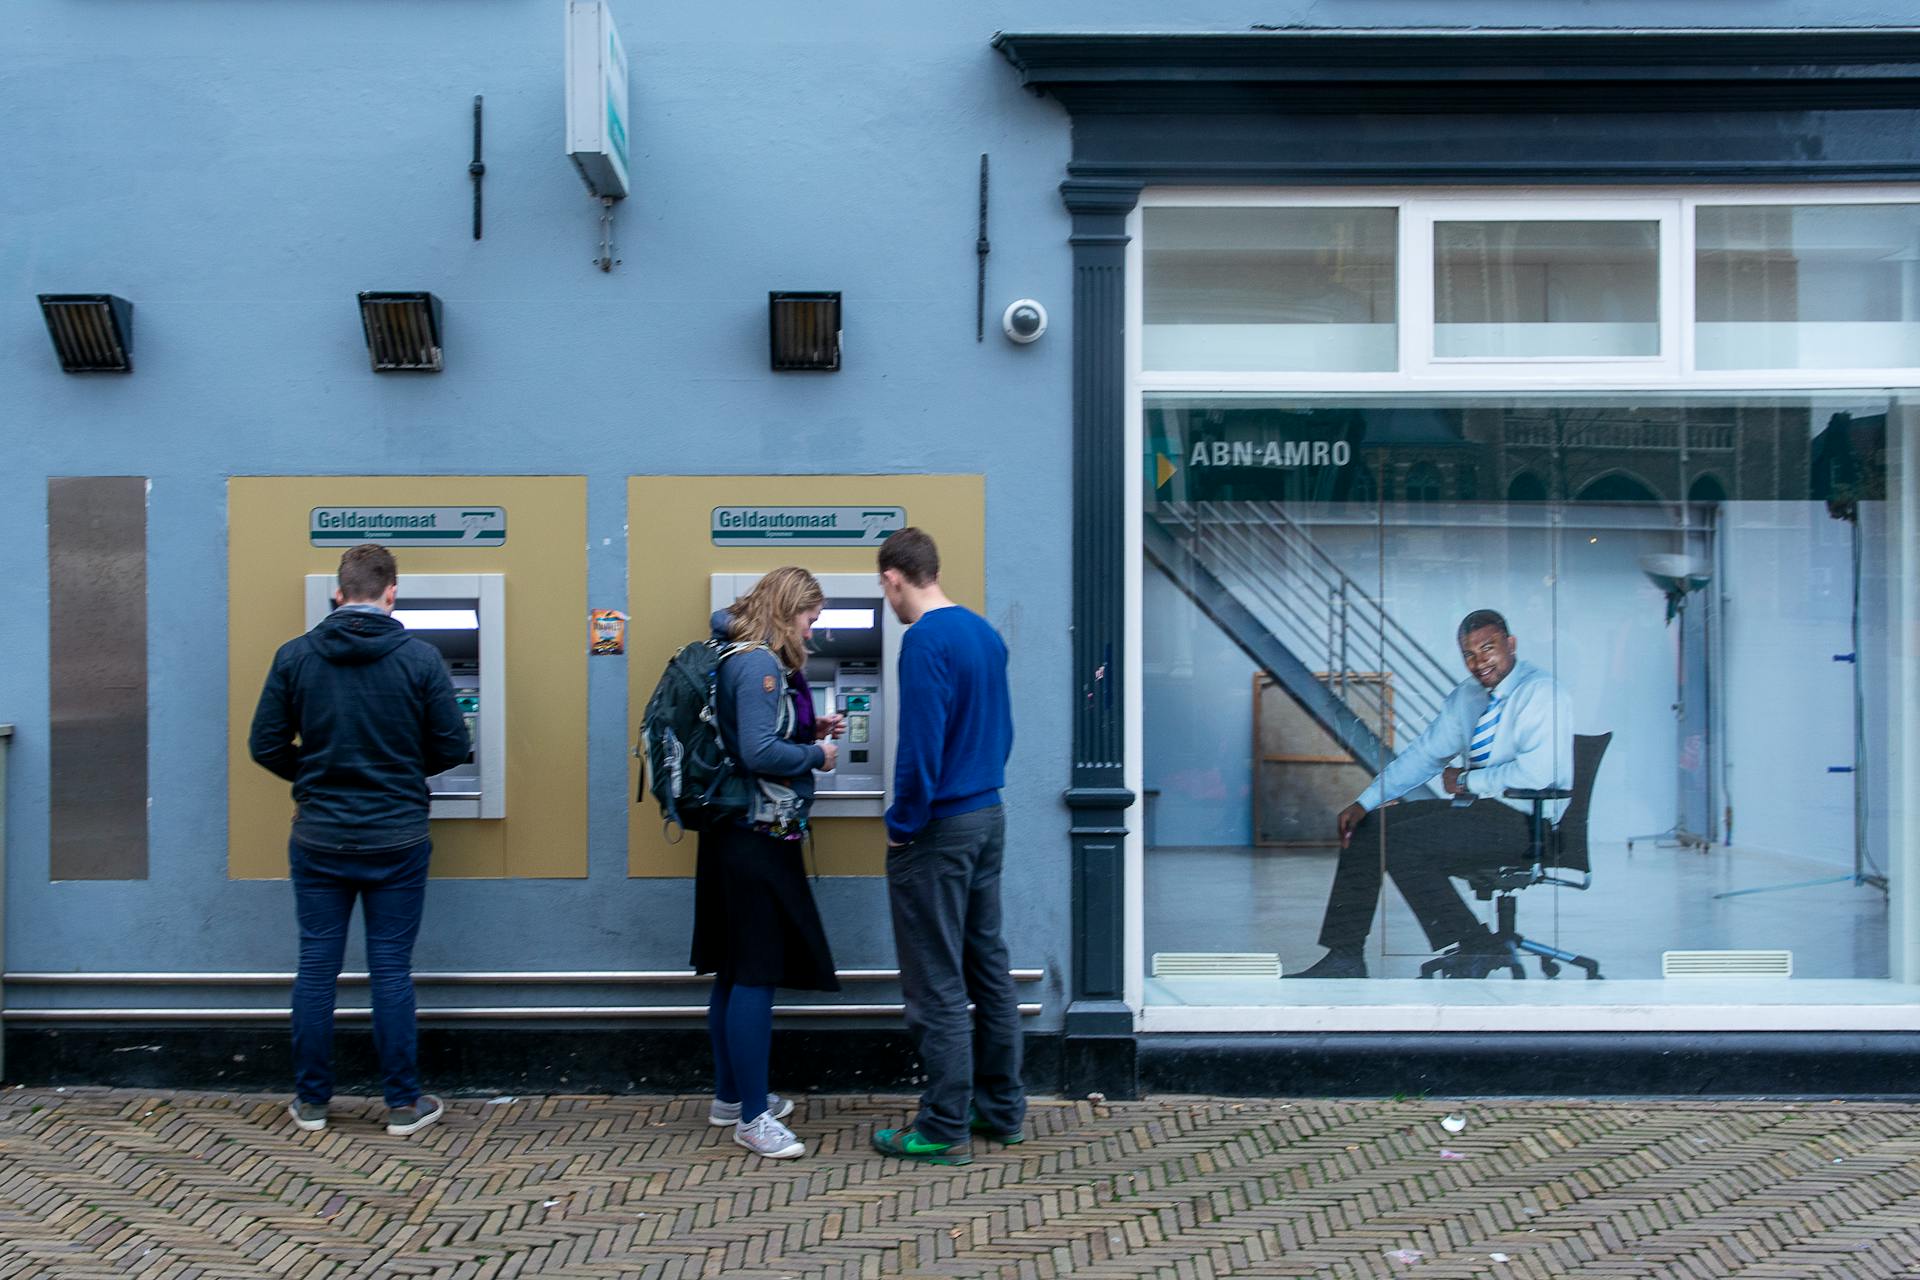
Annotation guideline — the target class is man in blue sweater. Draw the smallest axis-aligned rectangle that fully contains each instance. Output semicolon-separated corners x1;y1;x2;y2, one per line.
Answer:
869;528;1023;1166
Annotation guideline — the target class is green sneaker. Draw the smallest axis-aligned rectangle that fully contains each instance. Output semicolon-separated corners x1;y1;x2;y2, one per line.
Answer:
968;1104;1024;1145
871;1126;972;1165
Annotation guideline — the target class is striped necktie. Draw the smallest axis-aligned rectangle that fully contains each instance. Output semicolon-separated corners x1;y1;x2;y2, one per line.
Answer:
1469;692;1501;766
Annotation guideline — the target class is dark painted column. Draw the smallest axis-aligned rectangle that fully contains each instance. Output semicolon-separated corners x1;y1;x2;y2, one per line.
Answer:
1061;178;1142;1094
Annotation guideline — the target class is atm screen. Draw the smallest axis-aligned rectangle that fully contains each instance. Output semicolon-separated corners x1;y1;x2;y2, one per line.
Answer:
405;598;481;775
806;597;884;658
453;687;479;762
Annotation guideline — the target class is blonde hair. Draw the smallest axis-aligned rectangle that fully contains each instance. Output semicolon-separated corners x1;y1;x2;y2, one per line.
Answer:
727;566;824;670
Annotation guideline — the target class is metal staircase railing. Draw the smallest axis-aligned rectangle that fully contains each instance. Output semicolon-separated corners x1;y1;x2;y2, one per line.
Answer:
1147;503;1457;771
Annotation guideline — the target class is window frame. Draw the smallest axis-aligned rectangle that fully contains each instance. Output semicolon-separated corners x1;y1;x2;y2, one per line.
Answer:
1136;185;1920;393
1122;184;1920;1030
1409;196;1679;380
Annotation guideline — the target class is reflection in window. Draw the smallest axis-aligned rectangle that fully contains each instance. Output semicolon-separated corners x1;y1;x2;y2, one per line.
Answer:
1696;204;1920;370
1688;473;1728;504
1404;461;1443;503
1507;470;1548;502
1143;207;1398;372
1349;463;1378;505
1575;471;1659;503
1142;392;1904;1003
1435;220;1660;358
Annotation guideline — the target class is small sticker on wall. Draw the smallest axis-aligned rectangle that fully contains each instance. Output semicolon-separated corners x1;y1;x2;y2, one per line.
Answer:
590;609;627;655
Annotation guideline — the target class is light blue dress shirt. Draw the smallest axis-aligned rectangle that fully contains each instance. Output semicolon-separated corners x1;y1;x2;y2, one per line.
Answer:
1354;658;1575;819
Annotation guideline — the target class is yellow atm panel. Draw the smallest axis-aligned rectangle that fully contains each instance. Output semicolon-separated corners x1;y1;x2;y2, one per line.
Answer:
629;475;985;878
228;477;587;880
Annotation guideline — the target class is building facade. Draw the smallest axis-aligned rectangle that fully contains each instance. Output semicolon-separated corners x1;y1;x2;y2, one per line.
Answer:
5;2;1919;1096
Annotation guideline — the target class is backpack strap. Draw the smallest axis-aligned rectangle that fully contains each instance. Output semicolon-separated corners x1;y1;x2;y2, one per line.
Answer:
710;641;778;764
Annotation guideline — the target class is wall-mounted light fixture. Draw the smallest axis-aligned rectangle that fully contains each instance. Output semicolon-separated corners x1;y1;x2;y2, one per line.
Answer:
357;291;444;372
769;292;841;371
38;294;133;372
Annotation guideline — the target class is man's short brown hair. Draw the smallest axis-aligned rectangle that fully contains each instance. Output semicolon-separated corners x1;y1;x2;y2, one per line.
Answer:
338;543;398;602
878;527;940;587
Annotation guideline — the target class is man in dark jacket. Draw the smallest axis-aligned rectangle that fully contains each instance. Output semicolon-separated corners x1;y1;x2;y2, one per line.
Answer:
250;543;470;1137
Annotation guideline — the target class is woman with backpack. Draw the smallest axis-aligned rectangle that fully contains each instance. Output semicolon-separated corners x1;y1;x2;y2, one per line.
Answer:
692;566;843;1159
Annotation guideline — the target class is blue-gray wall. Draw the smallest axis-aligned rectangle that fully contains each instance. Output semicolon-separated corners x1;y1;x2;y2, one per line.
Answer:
1;1;1907;1017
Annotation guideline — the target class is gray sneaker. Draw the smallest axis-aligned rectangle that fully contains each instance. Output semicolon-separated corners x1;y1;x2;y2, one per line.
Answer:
385;1095;444;1137
709;1093;794;1127
733;1110;804;1159
287;1100;328;1132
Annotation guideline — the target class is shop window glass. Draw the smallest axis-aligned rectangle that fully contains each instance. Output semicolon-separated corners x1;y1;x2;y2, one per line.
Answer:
1143;392;1908;1008
1404;462;1443;503
1507;470;1548;502
1696;204;1920;370
1143;207;1397;372
1434;221;1660;358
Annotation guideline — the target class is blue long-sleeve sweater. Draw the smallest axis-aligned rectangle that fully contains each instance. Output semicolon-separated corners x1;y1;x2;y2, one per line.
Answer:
885;605;1013;844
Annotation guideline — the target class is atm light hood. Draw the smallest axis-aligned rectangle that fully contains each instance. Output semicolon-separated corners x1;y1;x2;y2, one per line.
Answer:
395;608;480;630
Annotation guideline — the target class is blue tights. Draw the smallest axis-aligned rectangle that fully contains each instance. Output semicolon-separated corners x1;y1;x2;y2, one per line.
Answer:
707;980;774;1118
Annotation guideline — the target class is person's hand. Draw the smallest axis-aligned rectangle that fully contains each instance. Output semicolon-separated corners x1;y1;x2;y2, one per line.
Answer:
1336;802;1366;848
1442;766;1468;796
818;740;839;772
816;712;846;740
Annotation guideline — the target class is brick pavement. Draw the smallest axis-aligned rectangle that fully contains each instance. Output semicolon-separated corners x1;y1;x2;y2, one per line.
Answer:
0;1090;1916;1279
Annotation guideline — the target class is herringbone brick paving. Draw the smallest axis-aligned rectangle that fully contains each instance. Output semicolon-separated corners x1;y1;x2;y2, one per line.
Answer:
0;1091;1915;1279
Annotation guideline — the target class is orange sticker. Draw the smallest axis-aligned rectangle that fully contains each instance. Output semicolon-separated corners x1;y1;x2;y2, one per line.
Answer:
588;608;627;655
763;674;777;693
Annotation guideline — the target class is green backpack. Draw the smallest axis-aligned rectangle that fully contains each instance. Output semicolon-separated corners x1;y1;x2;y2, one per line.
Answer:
637;639;763;838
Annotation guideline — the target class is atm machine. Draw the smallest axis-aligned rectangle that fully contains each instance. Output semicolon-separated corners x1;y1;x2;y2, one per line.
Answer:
709;572;903;819
304;572;507;819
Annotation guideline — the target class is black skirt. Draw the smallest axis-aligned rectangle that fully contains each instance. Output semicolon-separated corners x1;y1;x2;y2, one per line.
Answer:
690;824;840;992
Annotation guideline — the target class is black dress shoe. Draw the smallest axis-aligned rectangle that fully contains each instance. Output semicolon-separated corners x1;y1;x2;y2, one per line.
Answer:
1286;950;1368;979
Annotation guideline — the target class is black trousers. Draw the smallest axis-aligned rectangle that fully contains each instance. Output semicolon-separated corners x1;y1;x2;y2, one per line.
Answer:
1318;799;1531;952
886;805;1025;1146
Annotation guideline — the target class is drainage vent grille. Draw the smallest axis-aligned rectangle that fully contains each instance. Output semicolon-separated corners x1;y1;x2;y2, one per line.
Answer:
1662;949;1793;979
1152;953;1282;978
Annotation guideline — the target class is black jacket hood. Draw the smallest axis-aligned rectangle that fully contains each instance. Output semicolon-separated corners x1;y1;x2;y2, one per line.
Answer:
310;609;414;665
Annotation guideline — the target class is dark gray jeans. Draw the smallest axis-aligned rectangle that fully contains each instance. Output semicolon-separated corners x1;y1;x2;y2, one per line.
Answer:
886;804;1025;1146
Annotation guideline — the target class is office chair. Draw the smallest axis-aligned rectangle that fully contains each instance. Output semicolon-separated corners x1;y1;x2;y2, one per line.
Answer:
1420;732;1611;980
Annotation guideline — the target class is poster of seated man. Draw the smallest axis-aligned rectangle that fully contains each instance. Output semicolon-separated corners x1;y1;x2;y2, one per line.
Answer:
1290;608;1573;979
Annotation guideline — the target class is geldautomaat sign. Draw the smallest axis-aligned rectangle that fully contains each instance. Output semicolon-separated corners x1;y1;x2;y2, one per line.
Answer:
309;507;507;547
710;506;906;546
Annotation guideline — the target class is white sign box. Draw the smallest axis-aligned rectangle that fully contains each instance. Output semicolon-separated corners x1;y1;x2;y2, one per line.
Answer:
564;0;630;199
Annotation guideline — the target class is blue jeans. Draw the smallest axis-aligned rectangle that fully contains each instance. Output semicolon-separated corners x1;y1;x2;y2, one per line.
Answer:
289;837;431;1108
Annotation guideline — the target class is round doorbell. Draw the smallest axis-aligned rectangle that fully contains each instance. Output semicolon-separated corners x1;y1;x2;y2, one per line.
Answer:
1002;299;1048;344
